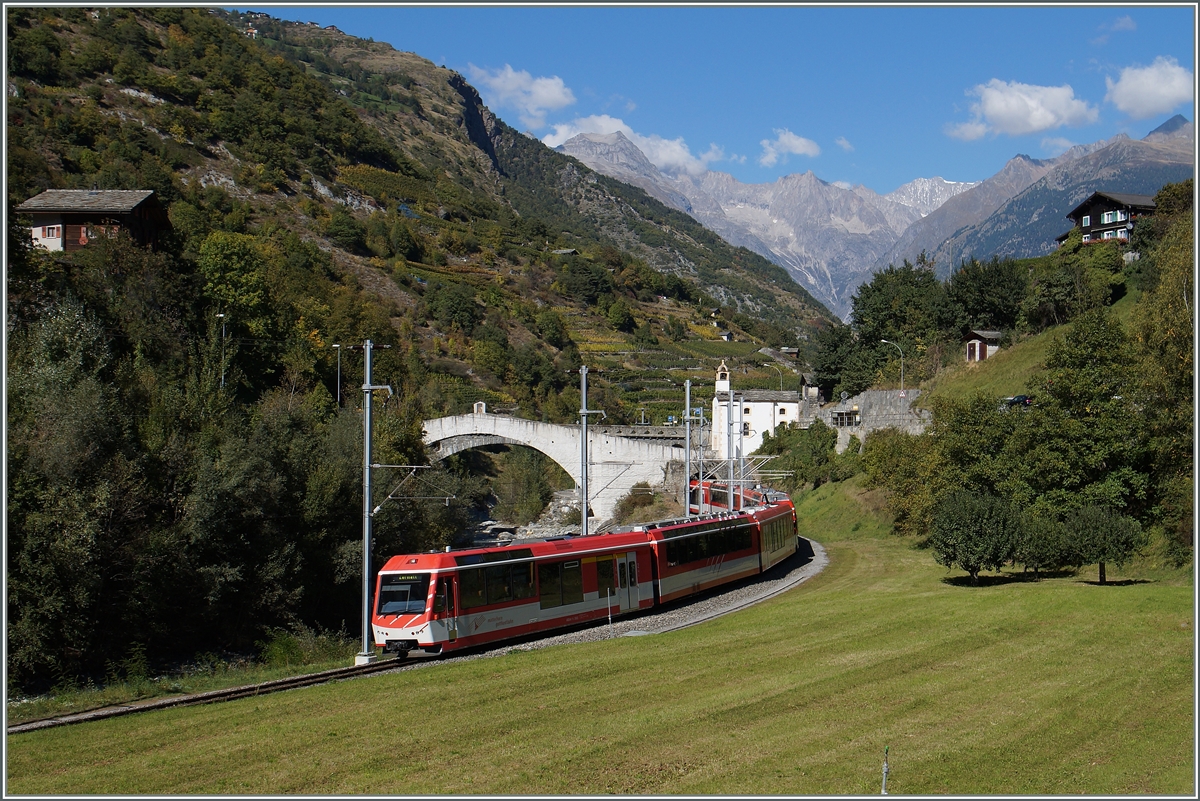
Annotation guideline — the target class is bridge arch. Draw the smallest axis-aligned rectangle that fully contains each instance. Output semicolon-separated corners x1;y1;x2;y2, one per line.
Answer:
423;412;685;523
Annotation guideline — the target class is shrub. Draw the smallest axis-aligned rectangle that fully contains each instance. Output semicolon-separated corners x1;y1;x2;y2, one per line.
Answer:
1014;510;1076;578
1064;505;1146;584
929;490;1017;584
256;624;357;669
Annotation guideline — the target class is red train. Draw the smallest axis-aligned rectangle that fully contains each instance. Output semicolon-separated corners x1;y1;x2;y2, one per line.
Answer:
371;482;798;657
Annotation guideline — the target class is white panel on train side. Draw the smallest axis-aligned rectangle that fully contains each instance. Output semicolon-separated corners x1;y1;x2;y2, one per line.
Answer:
656;553;761;599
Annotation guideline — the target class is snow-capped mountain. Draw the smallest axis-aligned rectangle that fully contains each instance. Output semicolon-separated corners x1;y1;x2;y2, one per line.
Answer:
558;119;1192;320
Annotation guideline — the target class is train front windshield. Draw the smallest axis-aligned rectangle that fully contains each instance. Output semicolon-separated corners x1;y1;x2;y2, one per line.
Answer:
376;573;431;615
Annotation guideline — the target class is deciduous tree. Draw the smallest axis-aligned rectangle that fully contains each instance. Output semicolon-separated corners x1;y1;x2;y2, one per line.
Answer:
929;490;1018;584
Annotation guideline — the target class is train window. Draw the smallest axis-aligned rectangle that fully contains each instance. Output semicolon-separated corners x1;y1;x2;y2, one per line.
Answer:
597;558;615;599
665;524;753;567
538;562;562;609
432;577;455;615
485;564;513;605
561;561;583;605
460;568;486;609
512;562;536;600
618;561;627;589
629;559;637;586
376;573;431;616
539;560;583;608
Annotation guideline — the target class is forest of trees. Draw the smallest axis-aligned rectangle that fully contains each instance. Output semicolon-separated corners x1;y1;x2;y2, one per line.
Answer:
763;180;1192;585
855;181;1193;580
4;7;810;693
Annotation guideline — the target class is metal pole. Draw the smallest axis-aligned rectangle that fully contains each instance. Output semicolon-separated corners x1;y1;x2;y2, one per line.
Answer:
727;389;735;510
737;394;745;506
356;340;393;666
765;362;782;391
697;407;705;515
358;339;375;664
684;380;691;518
333;344;341;407
218;313;226;389
580;365;589;538
607;587;613;637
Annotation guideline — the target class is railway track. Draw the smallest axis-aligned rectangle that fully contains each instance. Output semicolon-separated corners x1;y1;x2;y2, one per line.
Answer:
8;539;826;736
7;658;403;735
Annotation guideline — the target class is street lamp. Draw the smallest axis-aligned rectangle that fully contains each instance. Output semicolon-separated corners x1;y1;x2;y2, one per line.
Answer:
763;363;783;391
880;339;904;396
332;344;341;407
217;313;226;389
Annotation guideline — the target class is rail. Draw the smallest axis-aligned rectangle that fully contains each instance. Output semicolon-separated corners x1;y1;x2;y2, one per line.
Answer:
7;657;403;735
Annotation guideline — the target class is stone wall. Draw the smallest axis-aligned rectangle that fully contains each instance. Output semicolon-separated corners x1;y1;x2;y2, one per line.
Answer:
819;389;932;453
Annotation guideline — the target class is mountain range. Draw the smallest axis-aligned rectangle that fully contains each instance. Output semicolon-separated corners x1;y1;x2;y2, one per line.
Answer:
559;118;1194;319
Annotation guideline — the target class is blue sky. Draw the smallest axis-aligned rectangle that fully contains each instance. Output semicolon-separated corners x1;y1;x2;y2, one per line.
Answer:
235;4;1196;194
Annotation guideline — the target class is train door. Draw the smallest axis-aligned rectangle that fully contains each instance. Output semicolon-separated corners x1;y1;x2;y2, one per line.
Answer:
615;553;638;611
627;552;641;608
431;575;457;643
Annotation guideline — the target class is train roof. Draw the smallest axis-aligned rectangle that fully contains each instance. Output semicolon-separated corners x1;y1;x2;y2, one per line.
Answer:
379;484;794;574
378;527;654;573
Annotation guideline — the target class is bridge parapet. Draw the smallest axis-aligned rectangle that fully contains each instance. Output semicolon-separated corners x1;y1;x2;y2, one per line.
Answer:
422;413;688;523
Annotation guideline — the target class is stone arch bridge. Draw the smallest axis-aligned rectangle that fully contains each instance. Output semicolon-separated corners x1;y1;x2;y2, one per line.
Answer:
423;410;691;523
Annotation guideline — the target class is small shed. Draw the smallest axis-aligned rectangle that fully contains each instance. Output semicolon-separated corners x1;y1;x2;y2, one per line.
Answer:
965;329;1002;362
15;189;168;252
801;373;821;403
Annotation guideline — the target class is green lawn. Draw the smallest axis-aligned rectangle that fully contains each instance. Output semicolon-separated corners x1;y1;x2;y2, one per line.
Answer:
6;476;1192;795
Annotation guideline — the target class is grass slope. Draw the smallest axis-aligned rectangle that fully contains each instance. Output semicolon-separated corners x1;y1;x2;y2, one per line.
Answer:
917;289;1141;407
6;476;1192;795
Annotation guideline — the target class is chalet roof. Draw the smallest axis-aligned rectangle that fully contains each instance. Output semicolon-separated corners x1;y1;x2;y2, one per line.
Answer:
1065;191;1156;221
968;329;1003;340
15;189;157;214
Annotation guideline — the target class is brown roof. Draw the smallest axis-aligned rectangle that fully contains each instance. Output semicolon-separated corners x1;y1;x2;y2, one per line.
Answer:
15;189;157;213
1065;191;1156;221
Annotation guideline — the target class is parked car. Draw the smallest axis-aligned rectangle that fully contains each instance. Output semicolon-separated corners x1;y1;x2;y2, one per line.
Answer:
1000;394;1034;410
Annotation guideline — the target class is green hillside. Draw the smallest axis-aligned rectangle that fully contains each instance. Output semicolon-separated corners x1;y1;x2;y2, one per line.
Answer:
916;288;1142;408
7;478;1193;795
5;6;835;692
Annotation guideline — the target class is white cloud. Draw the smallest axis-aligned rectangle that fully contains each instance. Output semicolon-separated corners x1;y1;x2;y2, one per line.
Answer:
946;79;1098;139
466;63;575;129
1092;15;1137;45
835;136;854;152
1105;56;1194;119
542;115;724;175
758;128;820;167
946;120;990;141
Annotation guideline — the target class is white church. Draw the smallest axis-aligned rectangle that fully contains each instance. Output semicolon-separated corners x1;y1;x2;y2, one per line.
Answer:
709;361;804;460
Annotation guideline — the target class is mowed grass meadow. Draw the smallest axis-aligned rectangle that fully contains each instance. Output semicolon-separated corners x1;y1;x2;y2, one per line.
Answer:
6;476;1193;795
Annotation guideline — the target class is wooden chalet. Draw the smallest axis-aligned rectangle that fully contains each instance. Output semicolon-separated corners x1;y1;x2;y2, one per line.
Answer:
15;189;169;252
1055;191;1155;247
